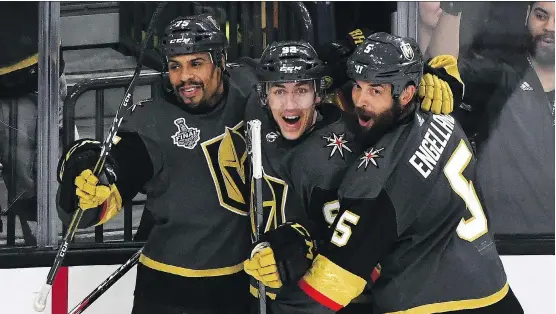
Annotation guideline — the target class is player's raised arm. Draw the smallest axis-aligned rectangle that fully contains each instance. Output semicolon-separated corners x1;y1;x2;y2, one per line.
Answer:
56;121;159;229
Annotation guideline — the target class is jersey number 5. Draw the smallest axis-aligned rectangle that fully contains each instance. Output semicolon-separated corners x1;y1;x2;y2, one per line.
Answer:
331;210;360;247
444;140;488;242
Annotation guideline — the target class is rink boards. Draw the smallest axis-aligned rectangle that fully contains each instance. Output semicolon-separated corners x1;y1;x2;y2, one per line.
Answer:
0;255;553;314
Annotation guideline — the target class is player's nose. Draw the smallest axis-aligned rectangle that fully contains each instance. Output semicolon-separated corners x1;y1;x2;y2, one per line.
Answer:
179;70;195;82
354;93;372;108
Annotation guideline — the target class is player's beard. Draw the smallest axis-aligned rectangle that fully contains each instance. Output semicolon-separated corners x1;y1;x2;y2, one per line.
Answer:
528;31;555;66
355;98;404;148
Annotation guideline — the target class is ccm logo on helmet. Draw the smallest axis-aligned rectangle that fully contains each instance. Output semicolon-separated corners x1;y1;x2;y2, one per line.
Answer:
169;34;192;44
280;65;303;73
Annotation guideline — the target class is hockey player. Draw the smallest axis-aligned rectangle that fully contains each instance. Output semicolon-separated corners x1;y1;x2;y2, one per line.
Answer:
56;14;258;314
243;40;365;313
297;33;522;313
246;33;524;313
243;38;466;313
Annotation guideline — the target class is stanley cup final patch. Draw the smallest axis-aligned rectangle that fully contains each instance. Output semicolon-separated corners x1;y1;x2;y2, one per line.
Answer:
171;118;200;149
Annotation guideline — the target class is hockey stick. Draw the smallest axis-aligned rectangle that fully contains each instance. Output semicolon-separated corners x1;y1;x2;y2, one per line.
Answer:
68;248;142;314
33;3;167;312
247;120;267;314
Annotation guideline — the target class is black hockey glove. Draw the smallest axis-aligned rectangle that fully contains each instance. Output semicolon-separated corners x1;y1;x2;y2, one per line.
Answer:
57;139;122;224
244;222;318;289
317;28;373;92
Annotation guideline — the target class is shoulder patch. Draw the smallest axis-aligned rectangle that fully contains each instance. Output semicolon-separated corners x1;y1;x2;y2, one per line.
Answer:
357;147;384;170
171;117;201;149
322;132;353;159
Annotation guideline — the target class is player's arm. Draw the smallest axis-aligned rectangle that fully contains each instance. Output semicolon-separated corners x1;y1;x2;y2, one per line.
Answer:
424;2;463;59
423;2;515;112
56;131;155;228
298;190;398;311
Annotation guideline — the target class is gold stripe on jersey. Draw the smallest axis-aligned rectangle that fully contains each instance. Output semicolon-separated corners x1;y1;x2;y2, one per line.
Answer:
386;282;509;314
301;254;367;308
0;53;38;75
249;284;277;300
139;253;244;277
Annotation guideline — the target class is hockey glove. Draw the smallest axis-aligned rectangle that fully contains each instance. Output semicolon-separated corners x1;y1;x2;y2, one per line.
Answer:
244;222;317;289
419;55;464;115
58;139;122;225
317;28;373;93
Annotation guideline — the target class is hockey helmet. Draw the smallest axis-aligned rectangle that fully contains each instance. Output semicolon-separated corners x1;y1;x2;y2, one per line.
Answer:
347;32;423;97
161;14;228;68
256;41;326;104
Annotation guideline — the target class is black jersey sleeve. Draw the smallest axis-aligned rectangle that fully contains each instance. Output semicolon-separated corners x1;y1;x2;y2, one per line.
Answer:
297;191;397;311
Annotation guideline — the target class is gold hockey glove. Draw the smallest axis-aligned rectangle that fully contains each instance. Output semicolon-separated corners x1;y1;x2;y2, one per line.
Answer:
419;55;464;114
244;244;283;289
244;222;317;289
75;169;120;209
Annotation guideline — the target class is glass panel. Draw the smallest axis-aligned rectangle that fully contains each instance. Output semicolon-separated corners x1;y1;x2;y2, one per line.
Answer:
0;2;44;247
416;1;555;236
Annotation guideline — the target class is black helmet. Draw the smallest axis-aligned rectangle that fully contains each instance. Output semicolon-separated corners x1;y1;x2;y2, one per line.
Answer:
347;32;423;96
161;14;228;68
256;40;325;104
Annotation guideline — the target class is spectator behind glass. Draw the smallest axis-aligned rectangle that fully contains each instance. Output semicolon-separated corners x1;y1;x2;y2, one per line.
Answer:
427;1;555;235
0;2;77;245
418;2;442;53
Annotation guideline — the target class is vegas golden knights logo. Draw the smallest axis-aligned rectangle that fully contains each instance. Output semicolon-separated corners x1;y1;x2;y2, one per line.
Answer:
202;121;249;216
250;170;289;235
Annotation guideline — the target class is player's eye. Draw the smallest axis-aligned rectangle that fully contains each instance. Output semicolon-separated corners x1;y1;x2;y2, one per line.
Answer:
353;84;361;90
169;63;180;71
296;88;308;94
274;89;285;96
371;88;382;96
536;12;548;21
191;60;203;67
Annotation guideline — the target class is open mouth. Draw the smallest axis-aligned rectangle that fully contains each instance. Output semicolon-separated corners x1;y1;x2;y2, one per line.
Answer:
283;115;301;125
180;85;202;98
537;35;555;46
357;112;373;128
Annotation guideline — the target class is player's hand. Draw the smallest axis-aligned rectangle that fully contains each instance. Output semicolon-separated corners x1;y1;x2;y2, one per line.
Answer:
58;139;122;217
244;222;317;288
419;55;464;114
75;169;121;211
244;243;283;289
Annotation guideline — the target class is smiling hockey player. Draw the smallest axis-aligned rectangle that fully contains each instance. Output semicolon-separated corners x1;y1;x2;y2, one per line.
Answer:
56;14;259;314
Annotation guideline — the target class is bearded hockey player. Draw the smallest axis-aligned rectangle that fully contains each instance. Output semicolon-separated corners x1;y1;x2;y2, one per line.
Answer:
292;33;523;313
56;14;258;314
242;38;466;313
